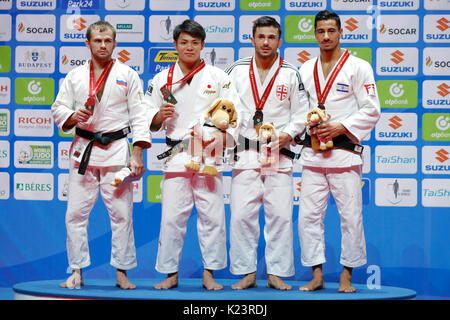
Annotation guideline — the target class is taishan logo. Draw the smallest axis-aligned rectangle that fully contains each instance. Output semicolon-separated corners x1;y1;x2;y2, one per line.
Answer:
436;149;449;163
391;50;404;64
389;115;402;130
118;50;130;63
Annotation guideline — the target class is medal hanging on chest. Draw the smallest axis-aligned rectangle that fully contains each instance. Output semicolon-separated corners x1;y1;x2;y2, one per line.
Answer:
160;59;206;105
85;59;114;111
249;56;283;131
313;50;349;110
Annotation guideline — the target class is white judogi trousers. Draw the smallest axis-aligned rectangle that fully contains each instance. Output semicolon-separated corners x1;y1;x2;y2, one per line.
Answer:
298;165;367;268
155;172;227;274
66;161;136;270
230;169;294;277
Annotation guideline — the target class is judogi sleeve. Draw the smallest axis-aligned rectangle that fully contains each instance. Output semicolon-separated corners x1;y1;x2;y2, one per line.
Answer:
143;77;164;132
127;69;151;147
341;60;381;142
51;71;76;134
282;68;310;139
218;72;243;143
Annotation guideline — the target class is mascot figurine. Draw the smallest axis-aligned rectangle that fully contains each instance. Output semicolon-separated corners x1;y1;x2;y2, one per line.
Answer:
306;106;333;151
257;122;277;165
185;98;237;176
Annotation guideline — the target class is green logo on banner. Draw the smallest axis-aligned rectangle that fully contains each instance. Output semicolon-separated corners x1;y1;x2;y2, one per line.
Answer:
147;175;163;203
285;16;316;43
18;145;52;165
58;129;75;138
377;80;418;108
15;78;54;105
240;0;280;10
0;46;11;73
0;113;7;133
422;113;450;141
347;47;372;64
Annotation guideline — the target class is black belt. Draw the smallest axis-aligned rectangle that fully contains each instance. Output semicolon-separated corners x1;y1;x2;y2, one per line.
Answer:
75;126;131;175
233;135;300;161
157;137;191;160
294;133;364;154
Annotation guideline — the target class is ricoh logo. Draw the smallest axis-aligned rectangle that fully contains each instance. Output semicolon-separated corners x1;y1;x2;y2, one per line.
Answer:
423;81;450;108
375;113;417;141
377;47;417;75
14;109;53;137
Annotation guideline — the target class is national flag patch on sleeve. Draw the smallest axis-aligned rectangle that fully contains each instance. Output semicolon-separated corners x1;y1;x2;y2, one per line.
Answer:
116;80;127;87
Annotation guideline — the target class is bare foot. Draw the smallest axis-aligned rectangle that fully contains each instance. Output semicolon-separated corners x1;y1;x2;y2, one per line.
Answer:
231;272;257;290
60;269;83;289
115;269;136;290
338;267;356;293
154;272;178;290
299;265;325;292
203;270;223;291
267;274;292;290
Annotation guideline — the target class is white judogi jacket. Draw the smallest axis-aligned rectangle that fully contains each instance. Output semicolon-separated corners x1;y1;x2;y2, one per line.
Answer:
225;55;309;170
52;60;150;167
299;52;381;168
144;61;242;172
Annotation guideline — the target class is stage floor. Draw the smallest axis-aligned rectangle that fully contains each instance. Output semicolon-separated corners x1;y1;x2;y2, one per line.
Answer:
13;278;416;300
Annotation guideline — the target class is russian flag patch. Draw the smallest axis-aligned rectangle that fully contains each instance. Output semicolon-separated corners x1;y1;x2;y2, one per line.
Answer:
116;80;127;87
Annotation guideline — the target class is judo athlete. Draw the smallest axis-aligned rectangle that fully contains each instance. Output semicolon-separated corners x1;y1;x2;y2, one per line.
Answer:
52;21;151;289
297;10;380;293
144;20;241;290
225;16;308;290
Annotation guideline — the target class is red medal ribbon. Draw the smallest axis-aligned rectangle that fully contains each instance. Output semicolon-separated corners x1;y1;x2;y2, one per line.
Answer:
249;56;283;111
313;50;350;107
85;59;114;109
163;59;206;93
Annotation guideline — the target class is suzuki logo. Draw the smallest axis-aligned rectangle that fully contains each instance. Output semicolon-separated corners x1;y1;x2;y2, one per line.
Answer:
437;83;450;97
117;50;130;63
297;50;311;64
435;148;449;163
388;115;402;130
436;17;450;32
391;50;404;64
73;17;87;32
345;18;358;32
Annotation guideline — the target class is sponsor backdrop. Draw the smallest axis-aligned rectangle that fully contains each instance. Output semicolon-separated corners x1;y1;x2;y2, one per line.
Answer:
0;0;449;298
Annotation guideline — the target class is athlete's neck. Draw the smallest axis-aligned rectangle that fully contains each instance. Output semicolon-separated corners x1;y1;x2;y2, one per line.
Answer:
255;53;278;71
178;59;202;76
320;47;345;64
92;57;113;71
